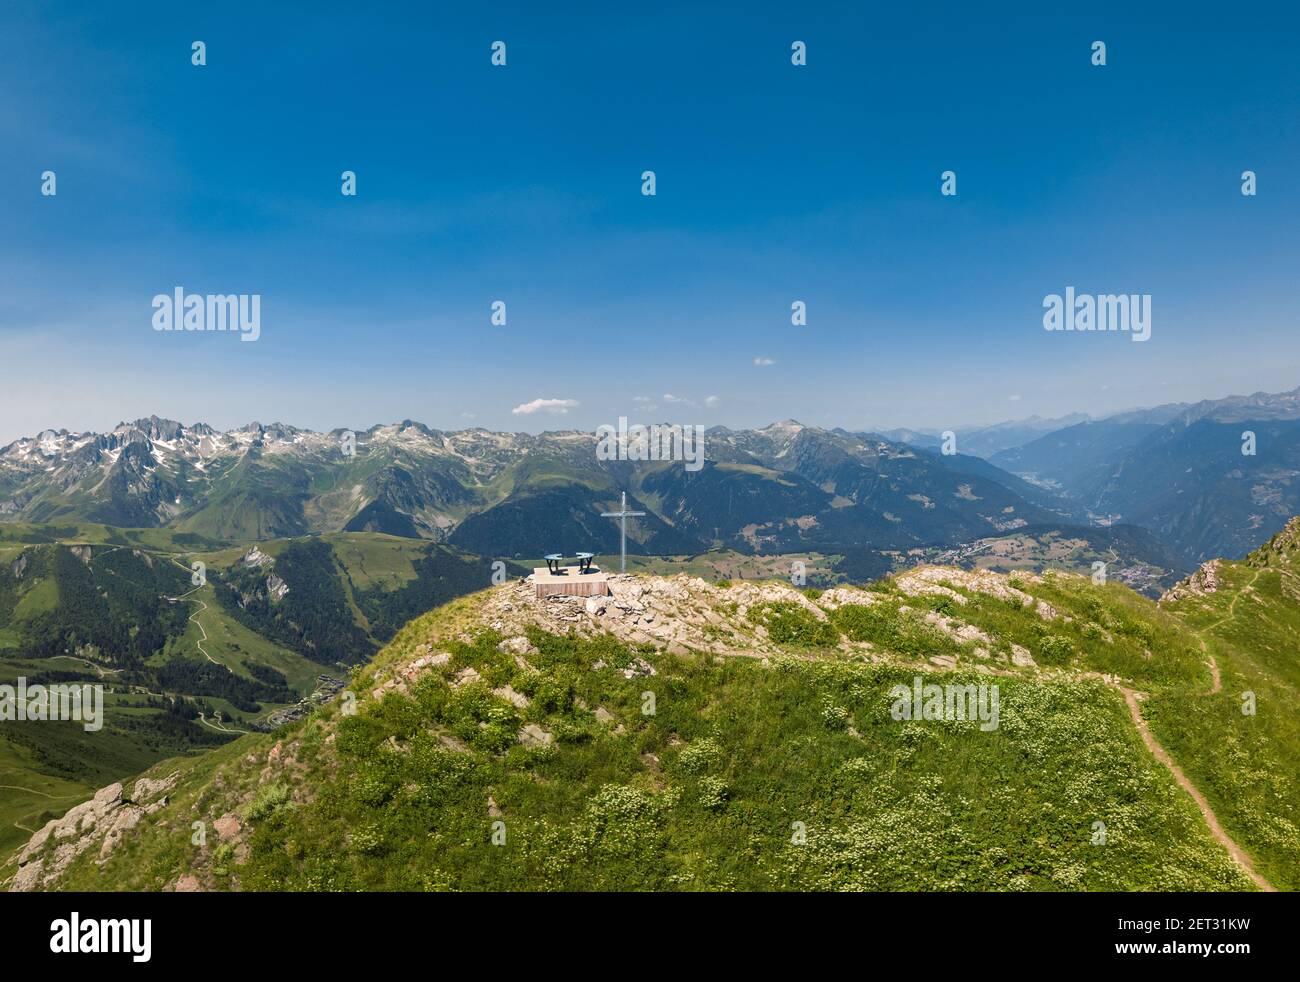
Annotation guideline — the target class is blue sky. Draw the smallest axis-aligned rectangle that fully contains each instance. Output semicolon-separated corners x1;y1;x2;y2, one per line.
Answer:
3;1;1299;443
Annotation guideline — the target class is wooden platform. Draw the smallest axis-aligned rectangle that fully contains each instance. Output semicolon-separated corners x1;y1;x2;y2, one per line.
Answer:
533;565;610;598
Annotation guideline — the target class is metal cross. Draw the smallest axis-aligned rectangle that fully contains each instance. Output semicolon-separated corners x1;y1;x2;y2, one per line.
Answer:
600;491;645;573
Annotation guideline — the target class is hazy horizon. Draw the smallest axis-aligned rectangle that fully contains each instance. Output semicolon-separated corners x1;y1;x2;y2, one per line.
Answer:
4;376;1298;447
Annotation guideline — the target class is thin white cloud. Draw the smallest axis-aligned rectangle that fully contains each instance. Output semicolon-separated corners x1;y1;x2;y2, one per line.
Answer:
511;397;579;415
635;392;720;410
753;357;776;366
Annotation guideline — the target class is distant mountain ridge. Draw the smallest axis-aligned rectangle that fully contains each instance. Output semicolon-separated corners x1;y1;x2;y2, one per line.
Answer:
8;383;1299;567
881;387;1300;460
878;412;1092;457
0;416;1073;561
990;386;1300;561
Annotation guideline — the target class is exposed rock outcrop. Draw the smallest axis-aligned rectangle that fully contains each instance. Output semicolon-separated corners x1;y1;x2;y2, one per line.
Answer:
1159;561;1222;604
6;772;178;891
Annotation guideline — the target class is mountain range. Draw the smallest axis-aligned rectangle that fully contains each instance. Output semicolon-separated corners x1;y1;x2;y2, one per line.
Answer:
0;416;1077;558
7;383;1300;573
988;386;1300;561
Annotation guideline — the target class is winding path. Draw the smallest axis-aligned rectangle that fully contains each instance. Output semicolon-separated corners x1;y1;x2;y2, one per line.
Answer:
56;655;121;679
0;784;68;799
1108;567;1274;891
163;557;229;672
1115;683;1273;891
1;785;83;837
196;711;250;735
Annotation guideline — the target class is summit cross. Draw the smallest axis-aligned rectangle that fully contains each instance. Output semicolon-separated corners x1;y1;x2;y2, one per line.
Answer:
600;491;645;574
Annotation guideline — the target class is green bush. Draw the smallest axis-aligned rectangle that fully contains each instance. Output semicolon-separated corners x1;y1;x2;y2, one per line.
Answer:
1038;635;1075;666
531;670;578;714
678;737;723;774
696;776;729;811
211;842;235;876
831;603;959;658
922;595;958;616
748;601;839;647
241;782;291;822
820;700;850;730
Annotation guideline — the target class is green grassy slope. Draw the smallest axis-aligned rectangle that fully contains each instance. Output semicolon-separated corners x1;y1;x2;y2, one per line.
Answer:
0;735;93;861
1150;521;1300;891
14;562;1280;892
0;526;515;867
